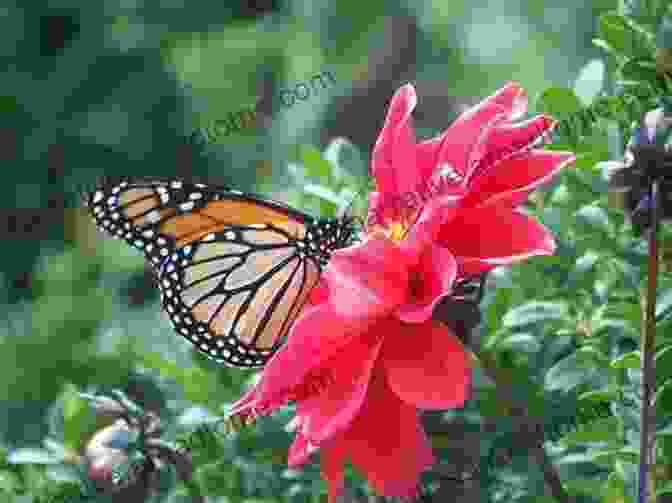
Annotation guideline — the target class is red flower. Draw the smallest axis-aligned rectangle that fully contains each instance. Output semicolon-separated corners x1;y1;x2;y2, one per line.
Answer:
369;81;575;277
231;236;468;501
229;82;575;501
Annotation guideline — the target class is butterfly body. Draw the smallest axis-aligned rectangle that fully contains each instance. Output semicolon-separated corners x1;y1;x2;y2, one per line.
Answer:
83;177;356;367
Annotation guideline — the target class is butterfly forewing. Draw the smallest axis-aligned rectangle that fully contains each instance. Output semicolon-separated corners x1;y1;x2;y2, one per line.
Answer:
85;179;310;268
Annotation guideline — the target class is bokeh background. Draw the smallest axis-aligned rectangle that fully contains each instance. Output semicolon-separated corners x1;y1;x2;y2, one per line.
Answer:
0;0;653;502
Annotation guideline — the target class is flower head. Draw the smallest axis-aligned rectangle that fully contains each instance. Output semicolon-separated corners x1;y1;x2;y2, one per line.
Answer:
231;237;469;501
230;82;574;501
369;81;575;277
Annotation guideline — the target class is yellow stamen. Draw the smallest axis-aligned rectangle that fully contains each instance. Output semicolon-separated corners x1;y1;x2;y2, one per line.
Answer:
366;219;411;242
388;221;407;241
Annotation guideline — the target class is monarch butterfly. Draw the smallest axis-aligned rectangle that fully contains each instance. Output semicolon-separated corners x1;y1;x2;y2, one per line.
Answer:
82;177;357;368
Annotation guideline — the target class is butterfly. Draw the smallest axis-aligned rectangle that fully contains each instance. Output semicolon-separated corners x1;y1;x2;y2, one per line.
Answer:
82;177;357;368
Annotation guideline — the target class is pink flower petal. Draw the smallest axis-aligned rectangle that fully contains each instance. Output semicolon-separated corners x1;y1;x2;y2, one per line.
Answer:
395;242;457;323
253;303;380;411
228;381;262;418
465;115;556;186
371;84;419;197
438;206;556;274
306;278;329;306
424;107;506;186
324;236;410;319
342;368;435;497
288;431;314;467
295;331;383;444
460;149;576;208
383;320;471;408
366;191;382;226
246;237;413;411
400;197;459;258
423;82;528;184
320;438;349;503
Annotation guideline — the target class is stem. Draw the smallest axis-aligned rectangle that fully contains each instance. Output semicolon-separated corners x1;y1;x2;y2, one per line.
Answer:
475;350;572;503
639;179;659;503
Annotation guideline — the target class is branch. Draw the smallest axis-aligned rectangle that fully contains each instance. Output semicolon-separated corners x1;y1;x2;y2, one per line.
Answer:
639;179;659;503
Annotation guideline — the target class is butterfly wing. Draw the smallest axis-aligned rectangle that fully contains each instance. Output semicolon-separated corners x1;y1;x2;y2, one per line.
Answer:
158;224;321;367
84;177;352;368
84;177;312;269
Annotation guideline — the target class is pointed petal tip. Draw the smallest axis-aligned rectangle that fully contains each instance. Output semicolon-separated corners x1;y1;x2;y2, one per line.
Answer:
504;80;524;95
398;82;417;95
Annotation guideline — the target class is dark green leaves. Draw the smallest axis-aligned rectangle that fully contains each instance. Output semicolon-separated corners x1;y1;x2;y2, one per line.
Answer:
545;353;602;392
502;301;568;329
597;12;655;60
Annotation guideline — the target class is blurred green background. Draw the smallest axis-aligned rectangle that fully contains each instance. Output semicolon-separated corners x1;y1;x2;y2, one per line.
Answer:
0;0;637;501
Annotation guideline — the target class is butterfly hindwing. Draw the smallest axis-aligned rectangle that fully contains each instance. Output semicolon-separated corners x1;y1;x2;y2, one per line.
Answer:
157;225;322;367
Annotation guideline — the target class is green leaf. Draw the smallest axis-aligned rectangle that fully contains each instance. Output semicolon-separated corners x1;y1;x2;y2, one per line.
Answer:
484;284;513;335
656;481;672;496
604;470;627;498
576;346;609;365
573;250;600;274
497;333;541;353
7;449;62;465
592;37;626;61
61;385;95;451
538;87;583;118
562;478;607;498
561;416;621;444
656;345;672;386
589;447;639;466
654;380;672;412
610;350;641;369
574;204;612;235
299;145;333;182
656;287;672;320
656;422;672;436
302;184;343;212
579;389;620;403
598;12;654;59
555;451;602;466
621;59;659;89
545;353;598;392
502;301;568;329
574;59;605;106
0;471;20;493
658;14;672;48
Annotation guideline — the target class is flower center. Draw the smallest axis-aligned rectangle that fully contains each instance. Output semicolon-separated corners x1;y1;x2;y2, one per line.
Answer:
388;221;408;241
286;367;336;402
366;219;411;243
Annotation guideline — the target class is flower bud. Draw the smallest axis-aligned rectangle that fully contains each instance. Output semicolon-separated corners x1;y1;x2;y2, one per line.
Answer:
605;107;672;234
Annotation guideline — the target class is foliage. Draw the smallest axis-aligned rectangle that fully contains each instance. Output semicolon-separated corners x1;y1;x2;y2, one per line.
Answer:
7;0;672;502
